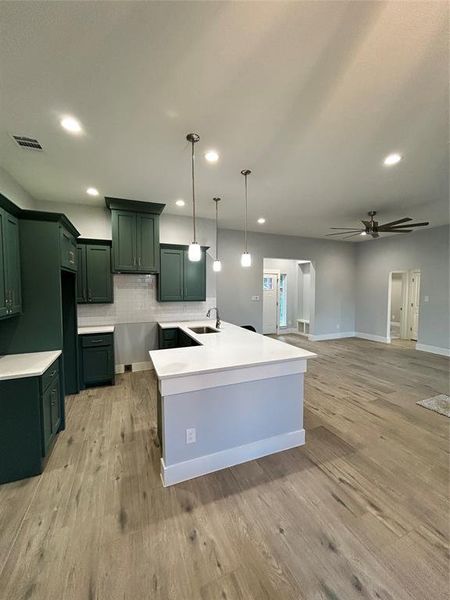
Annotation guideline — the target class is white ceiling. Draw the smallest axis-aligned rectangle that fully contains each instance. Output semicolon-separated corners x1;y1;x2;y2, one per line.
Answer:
0;1;448;240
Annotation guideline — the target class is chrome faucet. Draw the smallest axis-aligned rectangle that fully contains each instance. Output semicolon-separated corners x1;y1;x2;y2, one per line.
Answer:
206;307;221;329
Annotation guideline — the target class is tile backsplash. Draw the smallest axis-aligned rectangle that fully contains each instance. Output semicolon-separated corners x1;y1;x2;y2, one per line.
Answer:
77;274;216;326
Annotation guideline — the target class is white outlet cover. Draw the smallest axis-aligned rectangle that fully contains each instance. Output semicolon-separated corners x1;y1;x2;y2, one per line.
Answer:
186;428;196;444
424;295;429;302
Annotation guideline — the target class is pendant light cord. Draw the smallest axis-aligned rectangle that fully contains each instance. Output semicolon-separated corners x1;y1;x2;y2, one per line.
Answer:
191;139;197;244
244;174;248;252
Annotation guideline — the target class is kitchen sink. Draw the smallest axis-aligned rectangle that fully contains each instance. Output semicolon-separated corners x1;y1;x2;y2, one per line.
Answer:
188;326;219;334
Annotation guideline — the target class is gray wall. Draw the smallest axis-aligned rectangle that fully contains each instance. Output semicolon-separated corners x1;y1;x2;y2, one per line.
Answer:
355;225;450;349
0;166;35;209
217;228;356;335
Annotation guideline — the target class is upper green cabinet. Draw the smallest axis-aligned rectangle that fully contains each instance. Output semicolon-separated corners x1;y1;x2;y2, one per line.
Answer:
158;244;207;302
0;207;22;319
77;239;113;304
60;226;77;272
106;197;165;274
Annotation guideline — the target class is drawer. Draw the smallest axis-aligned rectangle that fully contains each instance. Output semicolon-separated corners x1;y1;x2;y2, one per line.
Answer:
162;328;178;341
41;359;59;392
81;333;113;348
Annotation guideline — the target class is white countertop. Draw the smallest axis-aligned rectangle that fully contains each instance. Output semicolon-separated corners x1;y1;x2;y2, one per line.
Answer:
78;325;115;335
150;320;316;380
0;350;62;381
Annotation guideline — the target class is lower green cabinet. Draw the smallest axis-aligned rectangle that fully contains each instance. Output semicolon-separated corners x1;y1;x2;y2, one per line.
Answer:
158;326;200;349
158;244;207;302
0;355;64;484
79;333;115;388
77;239;113;304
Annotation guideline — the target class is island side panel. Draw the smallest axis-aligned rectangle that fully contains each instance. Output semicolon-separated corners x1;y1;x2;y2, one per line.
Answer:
160;372;304;486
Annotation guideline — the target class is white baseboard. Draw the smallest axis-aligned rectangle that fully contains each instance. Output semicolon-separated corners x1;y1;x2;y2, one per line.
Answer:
279;327;298;334
416;343;450;357
308;332;356;341
355;332;390;344
115;361;154;375
161;429;305;487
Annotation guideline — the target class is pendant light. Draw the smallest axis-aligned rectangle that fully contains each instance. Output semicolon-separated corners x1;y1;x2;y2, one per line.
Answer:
212;197;222;272
240;169;252;267
186;132;201;261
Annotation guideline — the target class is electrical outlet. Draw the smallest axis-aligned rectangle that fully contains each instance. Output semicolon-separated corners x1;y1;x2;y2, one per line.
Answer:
336;323;340;330
424;295;429;302
186;428;196;444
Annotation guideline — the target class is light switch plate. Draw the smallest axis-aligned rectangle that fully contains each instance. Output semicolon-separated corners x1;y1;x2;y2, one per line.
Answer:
251;295;260;301
186;428;196;444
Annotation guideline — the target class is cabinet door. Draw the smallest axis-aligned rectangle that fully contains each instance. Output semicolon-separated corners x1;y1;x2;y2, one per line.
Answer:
85;245;113;303
137;213;159;272
159;247;184;301
112;211;137;272
0;209;7;318
82;345;113;385
183;249;206;301
50;378;61;435
41;384;53;454
4;211;21;316
60;228;77;271
76;245;87;303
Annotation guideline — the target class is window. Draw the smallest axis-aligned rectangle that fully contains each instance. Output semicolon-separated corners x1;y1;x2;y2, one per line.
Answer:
263;276;274;291
279;273;287;327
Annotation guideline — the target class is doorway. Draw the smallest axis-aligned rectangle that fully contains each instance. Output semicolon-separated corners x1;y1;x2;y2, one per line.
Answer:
263;258;314;336
387;269;421;344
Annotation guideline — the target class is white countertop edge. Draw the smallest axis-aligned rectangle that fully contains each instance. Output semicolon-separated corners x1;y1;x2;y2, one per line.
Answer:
0;350;62;381
150;320;316;380
78;325;115;335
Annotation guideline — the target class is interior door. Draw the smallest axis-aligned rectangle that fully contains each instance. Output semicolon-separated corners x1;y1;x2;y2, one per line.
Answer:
263;272;278;334
408;270;421;340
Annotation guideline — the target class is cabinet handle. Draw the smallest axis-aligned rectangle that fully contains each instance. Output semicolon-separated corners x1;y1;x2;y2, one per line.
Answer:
138;257;141;267
88;289;92;302
69;250;75;264
90;339;103;343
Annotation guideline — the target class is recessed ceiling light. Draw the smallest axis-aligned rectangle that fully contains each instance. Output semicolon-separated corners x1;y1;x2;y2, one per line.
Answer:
60;116;82;134
383;153;402;166
175;199;185;207
205;150;219;163
257;217;266;224
86;187;99;196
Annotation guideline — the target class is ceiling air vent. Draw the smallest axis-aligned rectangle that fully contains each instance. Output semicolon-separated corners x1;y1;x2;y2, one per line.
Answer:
11;135;43;151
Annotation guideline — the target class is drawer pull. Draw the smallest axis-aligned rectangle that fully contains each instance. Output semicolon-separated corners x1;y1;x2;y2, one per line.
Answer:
91;339;103;343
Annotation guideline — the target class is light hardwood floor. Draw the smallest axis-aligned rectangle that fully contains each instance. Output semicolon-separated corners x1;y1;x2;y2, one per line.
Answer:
0;337;448;600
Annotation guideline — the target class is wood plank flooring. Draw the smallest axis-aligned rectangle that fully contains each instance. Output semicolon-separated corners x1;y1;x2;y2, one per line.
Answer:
0;336;448;600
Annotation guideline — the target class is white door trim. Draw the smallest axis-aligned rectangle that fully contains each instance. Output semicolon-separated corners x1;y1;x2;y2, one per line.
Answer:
263;269;280;335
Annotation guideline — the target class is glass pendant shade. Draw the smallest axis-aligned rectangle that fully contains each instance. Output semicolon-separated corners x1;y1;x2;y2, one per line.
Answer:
241;251;252;268
213;259;222;272
188;242;201;262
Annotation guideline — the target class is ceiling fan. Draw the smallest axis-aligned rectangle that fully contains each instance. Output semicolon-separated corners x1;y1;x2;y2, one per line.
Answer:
326;211;429;240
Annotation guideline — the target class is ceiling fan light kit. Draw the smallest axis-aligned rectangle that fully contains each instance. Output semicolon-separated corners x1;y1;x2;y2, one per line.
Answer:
326;211;429;240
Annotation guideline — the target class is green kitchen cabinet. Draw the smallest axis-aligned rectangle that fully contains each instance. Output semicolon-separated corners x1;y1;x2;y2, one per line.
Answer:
77;239;113;304
0;207;22;319
158;326;200;349
159;247;184;301
158;244;207;302
79;333;115;388
0;355;64;484
60;226;77;272
106;198;165;274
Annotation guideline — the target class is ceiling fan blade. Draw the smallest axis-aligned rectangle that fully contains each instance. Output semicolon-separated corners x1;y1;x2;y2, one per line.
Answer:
379;217;412;228
326;231;361;237
342;233;362;240
329;227;362;231
383;222;429;229
380;229;412;233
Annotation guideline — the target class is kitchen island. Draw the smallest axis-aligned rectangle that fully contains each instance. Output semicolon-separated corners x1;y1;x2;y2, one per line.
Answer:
149;321;316;486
